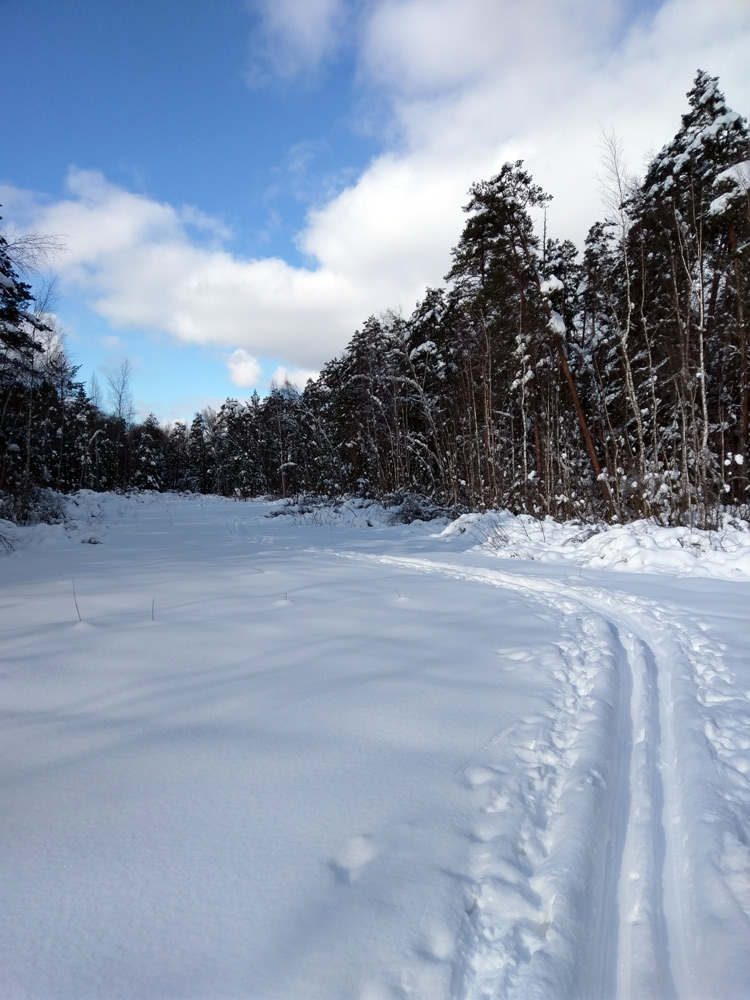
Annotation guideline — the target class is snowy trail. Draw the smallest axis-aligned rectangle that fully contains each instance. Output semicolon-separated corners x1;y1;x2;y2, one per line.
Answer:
2;494;749;1000
341;552;750;999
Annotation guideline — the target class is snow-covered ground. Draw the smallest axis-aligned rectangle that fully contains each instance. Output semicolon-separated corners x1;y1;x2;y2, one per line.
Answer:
1;493;749;1000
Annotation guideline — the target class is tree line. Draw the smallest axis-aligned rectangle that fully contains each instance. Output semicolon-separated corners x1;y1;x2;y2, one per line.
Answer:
2;71;748;526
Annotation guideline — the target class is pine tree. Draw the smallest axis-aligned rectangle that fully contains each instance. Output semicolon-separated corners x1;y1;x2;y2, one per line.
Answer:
636;71;750;520
0;220;50;511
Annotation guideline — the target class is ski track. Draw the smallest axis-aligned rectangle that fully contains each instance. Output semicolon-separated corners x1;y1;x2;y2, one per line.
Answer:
338;551;750;1000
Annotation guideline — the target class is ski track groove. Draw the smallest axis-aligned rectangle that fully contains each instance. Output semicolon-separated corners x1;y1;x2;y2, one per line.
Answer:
336;551;750;1000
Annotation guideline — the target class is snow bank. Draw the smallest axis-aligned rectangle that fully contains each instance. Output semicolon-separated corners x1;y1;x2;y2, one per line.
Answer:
442;510;750;580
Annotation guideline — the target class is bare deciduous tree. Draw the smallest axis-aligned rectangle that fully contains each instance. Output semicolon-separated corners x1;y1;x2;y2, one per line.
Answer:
106;359;135;425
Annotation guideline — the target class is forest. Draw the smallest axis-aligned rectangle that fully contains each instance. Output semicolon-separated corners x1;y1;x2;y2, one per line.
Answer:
1;71;748;527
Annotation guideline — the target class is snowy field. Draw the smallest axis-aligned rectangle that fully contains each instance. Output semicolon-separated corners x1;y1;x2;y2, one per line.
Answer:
1;493;749;1000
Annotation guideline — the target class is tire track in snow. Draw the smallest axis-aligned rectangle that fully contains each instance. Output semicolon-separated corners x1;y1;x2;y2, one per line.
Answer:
337;552;750;999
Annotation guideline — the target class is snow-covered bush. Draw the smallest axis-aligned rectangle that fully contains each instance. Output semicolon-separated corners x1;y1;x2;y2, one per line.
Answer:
0;487;66;526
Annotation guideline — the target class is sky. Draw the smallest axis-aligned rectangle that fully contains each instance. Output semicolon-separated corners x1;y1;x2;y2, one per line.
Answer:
2;0;750;424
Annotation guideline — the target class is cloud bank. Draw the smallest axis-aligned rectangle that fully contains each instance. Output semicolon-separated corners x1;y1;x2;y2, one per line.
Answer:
3;0;749;387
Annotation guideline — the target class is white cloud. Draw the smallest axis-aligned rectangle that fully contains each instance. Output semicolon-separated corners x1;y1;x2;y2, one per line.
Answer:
99;335;124;351
353;0;750;246
360;0;616;99
245;0;349;82
269;365;320;390
3;168;381;369
228;348;262;387
2;0;749;384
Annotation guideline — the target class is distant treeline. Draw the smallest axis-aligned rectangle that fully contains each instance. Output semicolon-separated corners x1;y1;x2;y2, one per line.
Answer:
2;71;748;526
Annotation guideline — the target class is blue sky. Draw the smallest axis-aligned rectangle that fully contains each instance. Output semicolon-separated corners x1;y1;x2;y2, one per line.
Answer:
3;0;374;260
3;0;749;423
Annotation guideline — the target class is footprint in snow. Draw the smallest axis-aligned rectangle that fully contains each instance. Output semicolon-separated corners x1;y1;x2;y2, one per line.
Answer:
417;919;455;962
464;765;498;789
331;834;381;883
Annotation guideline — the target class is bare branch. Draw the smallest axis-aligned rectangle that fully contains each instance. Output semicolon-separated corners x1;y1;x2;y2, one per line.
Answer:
31;276;60;318
2;229;66;274
597;129;639;231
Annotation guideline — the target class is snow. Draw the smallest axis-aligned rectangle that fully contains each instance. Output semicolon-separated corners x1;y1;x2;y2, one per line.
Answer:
539;276;564;296
1;492;749;999
709;159;750;215
442;510;750;581
708;192;733;216
0;269;17;291
715;159;750;191
697;78;719;106
547;310;566;337
409;340;438;360
673;113;745;176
